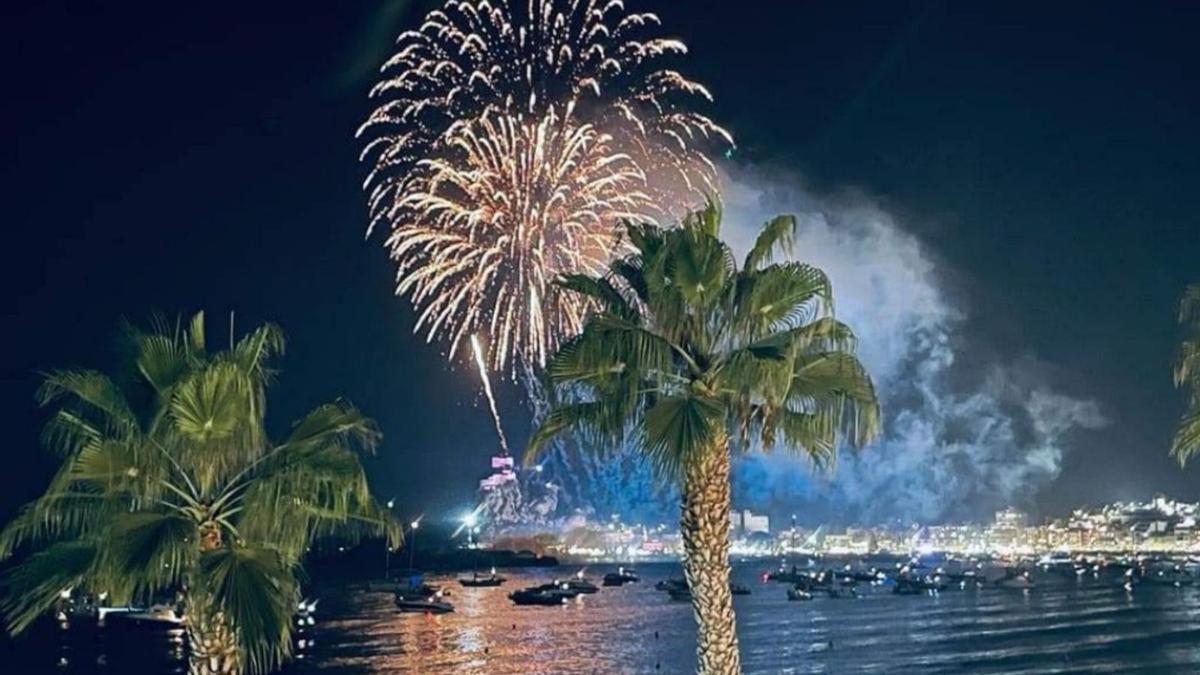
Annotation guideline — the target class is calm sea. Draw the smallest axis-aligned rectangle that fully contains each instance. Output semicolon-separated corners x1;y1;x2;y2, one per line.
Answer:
8;561;1200;674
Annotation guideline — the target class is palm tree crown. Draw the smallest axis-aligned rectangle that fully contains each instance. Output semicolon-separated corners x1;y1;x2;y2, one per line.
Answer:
0;313;400;674
527;202;880;675
1172;284;1200;463
528;201;880;475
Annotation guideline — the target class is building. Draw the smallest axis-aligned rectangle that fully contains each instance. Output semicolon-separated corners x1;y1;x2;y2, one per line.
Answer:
731;509;770;536
479;454;517;491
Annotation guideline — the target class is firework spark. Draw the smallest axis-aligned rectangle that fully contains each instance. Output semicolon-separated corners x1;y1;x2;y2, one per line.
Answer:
360;0;732;372
471;334;510;454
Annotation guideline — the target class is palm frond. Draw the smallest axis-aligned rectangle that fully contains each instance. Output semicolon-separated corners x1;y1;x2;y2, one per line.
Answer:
102;511;196;595
36;370;138;438
1172;409;1200;465
526;401;616;465
555;274;634;319
199;546;298;675
743;214;797;272
642;394;724;480
0;542;96;634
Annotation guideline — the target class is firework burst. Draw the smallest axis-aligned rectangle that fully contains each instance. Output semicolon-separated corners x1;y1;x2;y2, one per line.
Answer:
360;0;732;371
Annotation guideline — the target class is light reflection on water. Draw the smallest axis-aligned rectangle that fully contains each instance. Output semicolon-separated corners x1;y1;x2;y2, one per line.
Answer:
11;562;1200;673
289;563;1200;674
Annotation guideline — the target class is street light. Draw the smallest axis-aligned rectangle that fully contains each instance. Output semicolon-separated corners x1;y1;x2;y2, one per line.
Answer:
383;498;396;582
408;518;421;571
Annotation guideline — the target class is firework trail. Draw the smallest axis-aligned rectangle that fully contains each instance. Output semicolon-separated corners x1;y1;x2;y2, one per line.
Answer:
471;334;510;454
360;0;732;373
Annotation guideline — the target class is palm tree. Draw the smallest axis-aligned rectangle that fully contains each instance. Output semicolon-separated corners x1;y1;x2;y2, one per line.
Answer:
0;313;401;675
527;203;881;674
1172;284;1200;463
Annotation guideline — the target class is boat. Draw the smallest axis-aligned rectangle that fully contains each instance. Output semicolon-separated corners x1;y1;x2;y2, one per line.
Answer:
667;587;692;602
893;577;944;596
602;568;640;586
509;587;567;606
532;582;582;600
104;603;184;627
660;580;748;599
1140;564;1194;587
556;573;599;594
996;571;1036;590
786;588;813;601
767;565;811;584
395;583;445;601
395;595;455;614
655;578;688;593
459;569;506;587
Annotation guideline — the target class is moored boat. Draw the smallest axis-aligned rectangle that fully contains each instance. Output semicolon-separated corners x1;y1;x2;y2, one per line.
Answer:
395;596;455;614
509;587;568;606
602;567;640;586
459;569;506;587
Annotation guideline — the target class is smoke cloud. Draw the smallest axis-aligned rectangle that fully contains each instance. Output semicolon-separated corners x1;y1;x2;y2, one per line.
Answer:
720;165;1108;524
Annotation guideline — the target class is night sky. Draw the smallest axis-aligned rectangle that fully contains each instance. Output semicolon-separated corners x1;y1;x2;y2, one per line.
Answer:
2;1;1197;526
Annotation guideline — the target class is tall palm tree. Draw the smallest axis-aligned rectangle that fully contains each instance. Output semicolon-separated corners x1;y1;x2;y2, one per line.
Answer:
527;203;881;674
0;313;401;675
1172;284;1200;463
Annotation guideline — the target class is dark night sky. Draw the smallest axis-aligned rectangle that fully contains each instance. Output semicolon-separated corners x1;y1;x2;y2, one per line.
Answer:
2;1;1197;525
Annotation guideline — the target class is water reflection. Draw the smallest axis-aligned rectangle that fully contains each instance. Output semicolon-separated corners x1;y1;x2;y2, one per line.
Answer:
10;562;1200;673
291;564;1200;675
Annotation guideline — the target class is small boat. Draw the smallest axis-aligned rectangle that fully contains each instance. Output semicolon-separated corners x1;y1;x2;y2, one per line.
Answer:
787;588;813;601
532;582;582;600
995;571;1036;590
105;604;184;626
395;596;454;614
893;577;944;596
509;587;568;606
667;587;692;602
730;584;752;596
557;574;599;594
395;583;444;601
655;578;688;593
767;569;810;584
1140;565;1194;588
602;568;640;586
459;569;506;587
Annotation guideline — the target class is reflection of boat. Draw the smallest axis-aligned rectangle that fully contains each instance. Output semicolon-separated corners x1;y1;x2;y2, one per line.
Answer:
603;568;640;586
509;587;567;606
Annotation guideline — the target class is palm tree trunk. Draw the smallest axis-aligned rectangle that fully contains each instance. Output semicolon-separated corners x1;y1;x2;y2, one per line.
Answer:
680;437;741;675
186;592;241;675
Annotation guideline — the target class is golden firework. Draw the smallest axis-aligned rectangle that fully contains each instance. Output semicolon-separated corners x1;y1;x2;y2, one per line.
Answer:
360;0;731;371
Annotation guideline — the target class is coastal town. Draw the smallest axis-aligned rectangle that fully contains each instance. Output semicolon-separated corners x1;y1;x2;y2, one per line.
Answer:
489;497;1200;561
